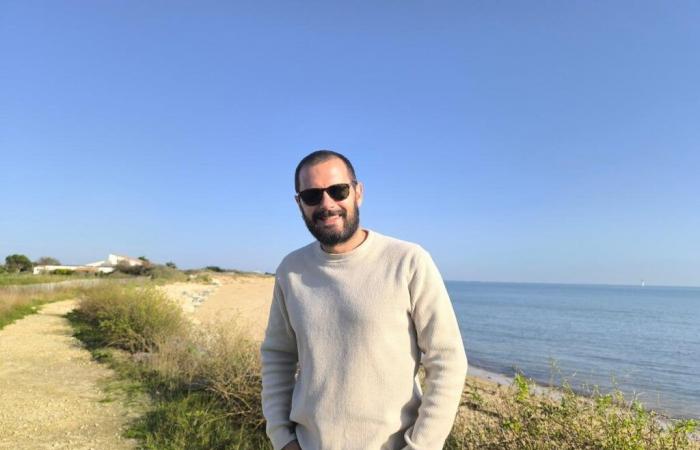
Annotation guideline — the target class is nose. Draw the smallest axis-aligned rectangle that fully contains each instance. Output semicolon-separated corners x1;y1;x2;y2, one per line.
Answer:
318;189;338;209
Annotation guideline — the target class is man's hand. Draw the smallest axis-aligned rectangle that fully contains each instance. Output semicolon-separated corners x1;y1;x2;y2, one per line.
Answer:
282;439;301;450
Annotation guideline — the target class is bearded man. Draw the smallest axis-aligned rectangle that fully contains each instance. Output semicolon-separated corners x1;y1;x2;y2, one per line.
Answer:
261;150;468;450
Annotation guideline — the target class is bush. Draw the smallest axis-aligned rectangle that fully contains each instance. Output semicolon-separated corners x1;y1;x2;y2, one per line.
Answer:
5;254;33;273
75;284;187;353
204;266;224;273
52;268;75;275
445;374;699;450
115;261;150;276
35;256;61;265
149;265;188;282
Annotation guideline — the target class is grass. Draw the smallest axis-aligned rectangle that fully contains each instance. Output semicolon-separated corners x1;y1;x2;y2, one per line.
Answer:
0;273;76;286
68;282;699;450
0;285;86;330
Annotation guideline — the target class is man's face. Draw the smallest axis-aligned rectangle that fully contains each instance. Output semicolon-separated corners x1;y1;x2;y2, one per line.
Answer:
296;158;363;246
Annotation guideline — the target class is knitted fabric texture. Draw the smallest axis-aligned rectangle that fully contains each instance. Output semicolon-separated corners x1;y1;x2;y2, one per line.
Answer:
261;230;468;450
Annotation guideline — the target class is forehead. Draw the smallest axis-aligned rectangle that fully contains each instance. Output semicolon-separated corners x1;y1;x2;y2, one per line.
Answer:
298;158;353;190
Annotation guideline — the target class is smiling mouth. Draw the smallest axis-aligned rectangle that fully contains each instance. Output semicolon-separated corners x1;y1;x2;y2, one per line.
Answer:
314;210;345;225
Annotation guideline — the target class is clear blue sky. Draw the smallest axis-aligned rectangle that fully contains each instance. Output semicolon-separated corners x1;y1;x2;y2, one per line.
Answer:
2;1;699;286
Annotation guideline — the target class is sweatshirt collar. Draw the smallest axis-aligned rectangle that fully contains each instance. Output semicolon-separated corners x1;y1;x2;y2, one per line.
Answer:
313;229;375;263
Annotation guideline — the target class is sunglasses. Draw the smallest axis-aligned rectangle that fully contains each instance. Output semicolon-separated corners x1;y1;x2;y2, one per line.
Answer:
297;182;355;206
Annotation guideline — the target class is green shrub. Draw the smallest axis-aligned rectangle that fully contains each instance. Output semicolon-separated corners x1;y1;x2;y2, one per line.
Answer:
75;284;187;353
5;254;33;273
446;375;700;450
148;265;188;282
51;268;75;275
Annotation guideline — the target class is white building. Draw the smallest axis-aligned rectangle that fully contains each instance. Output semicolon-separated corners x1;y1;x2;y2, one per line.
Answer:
33;253;144;275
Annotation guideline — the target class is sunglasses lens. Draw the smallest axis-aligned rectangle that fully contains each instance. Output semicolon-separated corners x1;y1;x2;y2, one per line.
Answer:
299;189;323;205
299;183;352;205
327;184;350;201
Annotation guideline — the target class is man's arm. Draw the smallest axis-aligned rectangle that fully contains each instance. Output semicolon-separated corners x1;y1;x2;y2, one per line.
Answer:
261;279;299;450
403;248;468;450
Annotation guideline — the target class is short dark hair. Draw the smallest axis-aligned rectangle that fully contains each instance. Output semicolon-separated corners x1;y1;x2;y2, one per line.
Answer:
294;150;357;192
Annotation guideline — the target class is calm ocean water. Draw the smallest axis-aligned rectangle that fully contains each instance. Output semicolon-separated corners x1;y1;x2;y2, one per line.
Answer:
447;281;700;419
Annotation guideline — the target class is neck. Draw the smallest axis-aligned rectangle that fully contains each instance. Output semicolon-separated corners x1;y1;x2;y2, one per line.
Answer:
321;228;368;254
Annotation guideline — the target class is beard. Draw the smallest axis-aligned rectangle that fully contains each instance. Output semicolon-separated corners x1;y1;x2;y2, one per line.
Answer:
302;202;360;247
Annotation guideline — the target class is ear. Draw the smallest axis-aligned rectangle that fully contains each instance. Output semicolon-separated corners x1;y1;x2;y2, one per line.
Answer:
355;181;364;207
295;194;302;208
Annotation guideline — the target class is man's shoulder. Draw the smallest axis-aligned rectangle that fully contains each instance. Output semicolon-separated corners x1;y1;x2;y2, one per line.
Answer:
276;241;316;273
373;232;426;255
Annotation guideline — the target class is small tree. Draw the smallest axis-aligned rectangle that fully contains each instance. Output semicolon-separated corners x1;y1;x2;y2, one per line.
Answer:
5;254;33;273
35;256;61;266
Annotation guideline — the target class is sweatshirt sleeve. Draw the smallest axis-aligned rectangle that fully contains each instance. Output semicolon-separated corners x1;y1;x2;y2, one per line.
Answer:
260;278;299;450
403;248;468;450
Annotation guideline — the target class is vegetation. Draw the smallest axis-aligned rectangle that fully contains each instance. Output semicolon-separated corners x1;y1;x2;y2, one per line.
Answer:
69;284;269;449
73;285;186;353
34;256;61;265
4;254;33;273
445;374;698;450
68;283;699;450
0;273;76;286
0;284;86;330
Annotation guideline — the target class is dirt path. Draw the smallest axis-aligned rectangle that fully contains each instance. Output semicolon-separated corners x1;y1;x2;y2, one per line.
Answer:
0;300;137;450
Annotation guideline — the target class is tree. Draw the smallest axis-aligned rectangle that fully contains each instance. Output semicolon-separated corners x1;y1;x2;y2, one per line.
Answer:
5;254;33;273
35;256;61;266
165;261;177;269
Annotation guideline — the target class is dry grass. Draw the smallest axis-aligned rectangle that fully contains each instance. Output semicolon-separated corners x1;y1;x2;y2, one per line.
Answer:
150;321;265;431
0;285;85;329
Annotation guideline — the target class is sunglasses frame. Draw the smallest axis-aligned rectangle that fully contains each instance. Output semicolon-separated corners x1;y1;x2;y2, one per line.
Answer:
297;181;357;206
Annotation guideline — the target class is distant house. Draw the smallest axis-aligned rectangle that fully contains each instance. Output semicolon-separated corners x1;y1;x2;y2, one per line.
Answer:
33;253;144;275
87;254;145;268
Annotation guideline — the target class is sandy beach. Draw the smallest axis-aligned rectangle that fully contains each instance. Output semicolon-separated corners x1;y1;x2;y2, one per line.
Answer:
159;274;274;342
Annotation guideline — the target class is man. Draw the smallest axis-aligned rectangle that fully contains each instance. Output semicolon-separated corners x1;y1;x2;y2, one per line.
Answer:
261;150;468;450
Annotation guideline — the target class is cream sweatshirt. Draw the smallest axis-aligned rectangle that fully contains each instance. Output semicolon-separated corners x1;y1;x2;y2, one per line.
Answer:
261;230;468;450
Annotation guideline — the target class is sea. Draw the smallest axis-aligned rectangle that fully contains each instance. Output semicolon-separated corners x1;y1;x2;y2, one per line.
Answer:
447;281;700;419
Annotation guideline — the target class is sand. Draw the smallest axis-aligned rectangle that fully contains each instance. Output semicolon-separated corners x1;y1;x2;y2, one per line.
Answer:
160;274;275;342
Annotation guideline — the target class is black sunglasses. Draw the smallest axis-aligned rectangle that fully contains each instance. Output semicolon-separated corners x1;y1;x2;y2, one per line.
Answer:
297;182;355;206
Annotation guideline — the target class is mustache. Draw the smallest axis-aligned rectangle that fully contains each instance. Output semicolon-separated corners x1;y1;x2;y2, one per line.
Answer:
313;209;346;222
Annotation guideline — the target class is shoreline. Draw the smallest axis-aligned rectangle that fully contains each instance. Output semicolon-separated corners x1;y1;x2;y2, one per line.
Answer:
467;363;700;423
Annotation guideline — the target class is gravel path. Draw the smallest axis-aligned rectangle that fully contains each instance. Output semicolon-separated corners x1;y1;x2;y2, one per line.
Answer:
0;300;137;450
